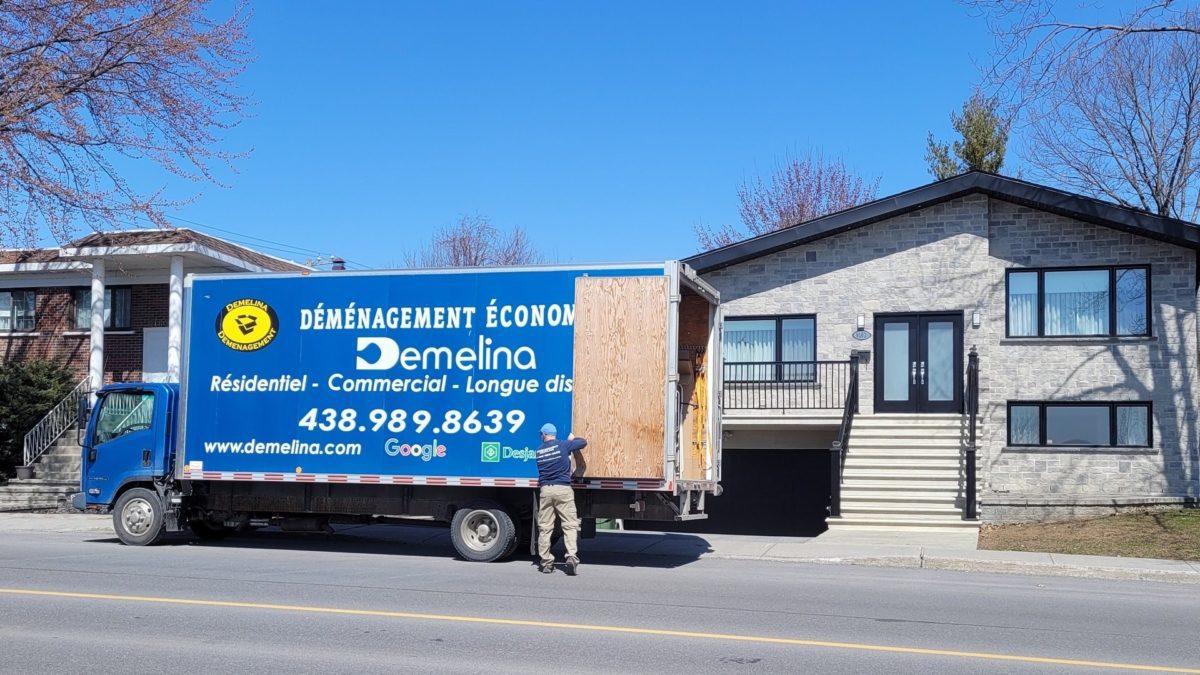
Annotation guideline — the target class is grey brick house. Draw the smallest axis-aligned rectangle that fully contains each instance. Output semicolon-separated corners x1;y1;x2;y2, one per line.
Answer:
686;172;1200;531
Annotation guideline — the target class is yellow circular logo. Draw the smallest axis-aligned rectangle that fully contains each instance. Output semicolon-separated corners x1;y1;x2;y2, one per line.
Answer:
216;298;278;352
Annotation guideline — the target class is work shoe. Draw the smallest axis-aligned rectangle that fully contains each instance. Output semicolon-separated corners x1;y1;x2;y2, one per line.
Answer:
539;562;555;574
565;556;579;576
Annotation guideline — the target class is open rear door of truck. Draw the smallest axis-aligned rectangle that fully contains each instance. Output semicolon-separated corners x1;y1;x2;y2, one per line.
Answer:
570;275;670;480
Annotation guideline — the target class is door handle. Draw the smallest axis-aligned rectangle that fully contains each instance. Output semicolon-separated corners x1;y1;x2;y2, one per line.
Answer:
911;361;917;385
920;361;926;386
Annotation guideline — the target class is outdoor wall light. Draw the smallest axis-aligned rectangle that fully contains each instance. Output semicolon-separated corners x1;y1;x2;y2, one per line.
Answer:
972;310;982;328
856;314;865;330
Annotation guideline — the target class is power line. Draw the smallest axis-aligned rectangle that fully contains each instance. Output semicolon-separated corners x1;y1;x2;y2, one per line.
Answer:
132;214;373;269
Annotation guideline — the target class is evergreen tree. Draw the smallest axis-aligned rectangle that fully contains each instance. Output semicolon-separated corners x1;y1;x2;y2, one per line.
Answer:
926;91;1010;180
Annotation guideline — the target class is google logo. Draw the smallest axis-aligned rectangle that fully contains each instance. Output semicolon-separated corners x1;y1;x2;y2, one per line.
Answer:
384;438;447;461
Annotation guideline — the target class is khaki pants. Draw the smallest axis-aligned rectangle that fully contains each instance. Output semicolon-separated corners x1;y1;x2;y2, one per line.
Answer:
537;484;579;565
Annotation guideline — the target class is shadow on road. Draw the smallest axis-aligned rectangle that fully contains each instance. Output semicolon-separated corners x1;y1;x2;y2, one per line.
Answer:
82;524;713;570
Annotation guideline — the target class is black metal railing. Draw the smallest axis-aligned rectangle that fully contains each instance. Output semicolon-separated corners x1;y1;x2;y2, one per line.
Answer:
964;347;979;520
723;360;854;410
828;353;860;518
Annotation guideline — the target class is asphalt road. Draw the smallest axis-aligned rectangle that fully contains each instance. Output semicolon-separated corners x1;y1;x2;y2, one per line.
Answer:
0;526;1197;674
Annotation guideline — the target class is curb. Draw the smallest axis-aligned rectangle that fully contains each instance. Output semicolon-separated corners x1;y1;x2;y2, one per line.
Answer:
701;552;1200;584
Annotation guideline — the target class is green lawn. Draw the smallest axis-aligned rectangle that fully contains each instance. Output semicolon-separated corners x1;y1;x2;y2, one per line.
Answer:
979;508;1200;561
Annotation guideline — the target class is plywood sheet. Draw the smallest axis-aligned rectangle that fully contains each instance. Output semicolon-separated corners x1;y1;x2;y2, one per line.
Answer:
571;276;668;479
683;351;710;480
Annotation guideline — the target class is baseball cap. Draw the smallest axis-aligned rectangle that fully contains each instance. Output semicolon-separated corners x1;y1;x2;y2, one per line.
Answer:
539;423;557;436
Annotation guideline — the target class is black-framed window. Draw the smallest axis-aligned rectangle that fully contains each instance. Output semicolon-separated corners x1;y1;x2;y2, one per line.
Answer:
1007;402;1152;447
1006;266;1149;337
73;287;132;330
0;290;37;332
723;315;815;381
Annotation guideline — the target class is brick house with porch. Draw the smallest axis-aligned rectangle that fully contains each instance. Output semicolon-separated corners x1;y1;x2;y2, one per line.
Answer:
1;229;307;387
0;229;307;508
686;172;1200;533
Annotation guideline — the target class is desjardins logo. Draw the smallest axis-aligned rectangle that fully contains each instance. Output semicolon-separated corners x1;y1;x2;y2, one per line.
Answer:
481;441;500;463
216;298;279;352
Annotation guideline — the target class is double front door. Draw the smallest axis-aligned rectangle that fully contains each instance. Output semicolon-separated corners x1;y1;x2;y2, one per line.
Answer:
874;313;963;414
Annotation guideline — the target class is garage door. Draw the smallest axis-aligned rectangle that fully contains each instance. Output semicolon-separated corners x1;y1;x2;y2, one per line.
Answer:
628;449;831;537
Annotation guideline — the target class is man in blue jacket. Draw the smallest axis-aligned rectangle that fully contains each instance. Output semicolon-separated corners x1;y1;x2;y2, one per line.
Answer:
535;423;587;575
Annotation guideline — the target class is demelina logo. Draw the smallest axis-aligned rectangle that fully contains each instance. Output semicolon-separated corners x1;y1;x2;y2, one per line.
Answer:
481;441;537;462
216;298;279;352
385;438;447;461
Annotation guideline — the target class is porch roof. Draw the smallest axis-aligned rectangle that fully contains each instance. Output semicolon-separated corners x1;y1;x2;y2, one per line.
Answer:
0;228;310;275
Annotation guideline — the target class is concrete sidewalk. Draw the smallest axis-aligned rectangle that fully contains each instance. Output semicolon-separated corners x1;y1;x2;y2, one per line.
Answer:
2;513;1197;584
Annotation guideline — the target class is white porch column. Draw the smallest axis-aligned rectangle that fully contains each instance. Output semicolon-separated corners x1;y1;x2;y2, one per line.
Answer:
88;260;106;397
167;255;184;382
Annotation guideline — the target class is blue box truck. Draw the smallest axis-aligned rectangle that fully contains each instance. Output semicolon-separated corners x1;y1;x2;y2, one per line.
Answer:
74;262;722;561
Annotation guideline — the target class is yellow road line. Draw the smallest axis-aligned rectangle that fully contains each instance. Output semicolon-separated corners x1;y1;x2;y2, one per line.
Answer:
0;587;1196;673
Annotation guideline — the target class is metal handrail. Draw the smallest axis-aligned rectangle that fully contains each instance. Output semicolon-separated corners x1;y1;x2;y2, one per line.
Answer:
829;353;860;518
723;360;853;410
22;378;90;467
964;347;979;520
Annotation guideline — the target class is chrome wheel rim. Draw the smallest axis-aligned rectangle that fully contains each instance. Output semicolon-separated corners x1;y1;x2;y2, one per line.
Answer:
461;510;499;552
121;497;155;536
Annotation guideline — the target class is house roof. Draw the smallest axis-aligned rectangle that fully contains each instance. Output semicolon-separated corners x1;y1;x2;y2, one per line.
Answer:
685;172;1200;273
0;249;61;264
65;228;308;272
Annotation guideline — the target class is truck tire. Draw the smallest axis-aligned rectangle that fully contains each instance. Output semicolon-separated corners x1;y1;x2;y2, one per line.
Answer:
450;504;517;562
189;520;233;541
112;488;166;546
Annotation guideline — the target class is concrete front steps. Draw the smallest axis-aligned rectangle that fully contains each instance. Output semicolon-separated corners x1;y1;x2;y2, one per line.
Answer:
0;480;78;511
829;414;979;531
0;436;81;512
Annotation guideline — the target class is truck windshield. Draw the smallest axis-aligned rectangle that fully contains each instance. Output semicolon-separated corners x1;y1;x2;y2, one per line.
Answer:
94;391;155;445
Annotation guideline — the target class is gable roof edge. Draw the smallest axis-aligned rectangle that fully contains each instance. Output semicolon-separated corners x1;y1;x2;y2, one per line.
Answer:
685;172;1200;273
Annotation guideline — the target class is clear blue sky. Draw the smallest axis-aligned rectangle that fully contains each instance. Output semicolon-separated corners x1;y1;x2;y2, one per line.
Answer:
118;2;998;269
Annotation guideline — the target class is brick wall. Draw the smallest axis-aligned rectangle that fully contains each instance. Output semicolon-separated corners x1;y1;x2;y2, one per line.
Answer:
704;194;1200;522
0;283;169;384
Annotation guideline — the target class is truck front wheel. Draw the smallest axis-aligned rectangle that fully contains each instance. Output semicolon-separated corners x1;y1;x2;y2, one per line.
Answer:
450;504;517;562
113;488;166;546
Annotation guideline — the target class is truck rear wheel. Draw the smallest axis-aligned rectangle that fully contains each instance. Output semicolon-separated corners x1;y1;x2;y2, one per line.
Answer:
450;503;517;562
113;488;166;546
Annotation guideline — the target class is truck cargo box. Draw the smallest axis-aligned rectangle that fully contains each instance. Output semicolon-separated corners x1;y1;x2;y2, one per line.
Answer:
178;262;722;495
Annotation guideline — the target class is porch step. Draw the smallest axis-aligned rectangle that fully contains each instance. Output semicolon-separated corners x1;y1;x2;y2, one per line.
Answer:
841;491;959;504
0;479;76;512
35;457;82;471
851;428;963;440
856;414;962;424
842;467;962;479
847;454;963;467
829;514;979;529
844;475;964;485
27;471;80;483
0;481;77;494
841;503;963;517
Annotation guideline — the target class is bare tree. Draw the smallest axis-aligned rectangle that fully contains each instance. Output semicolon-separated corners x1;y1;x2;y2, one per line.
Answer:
1028;32;1200;220
971;1;1200;220
0;0;250;247
405;215;545;268
696;152;880;250
970;1;1200;98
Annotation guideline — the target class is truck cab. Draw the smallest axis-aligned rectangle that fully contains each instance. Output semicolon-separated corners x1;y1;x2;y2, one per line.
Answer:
79;383;177;511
